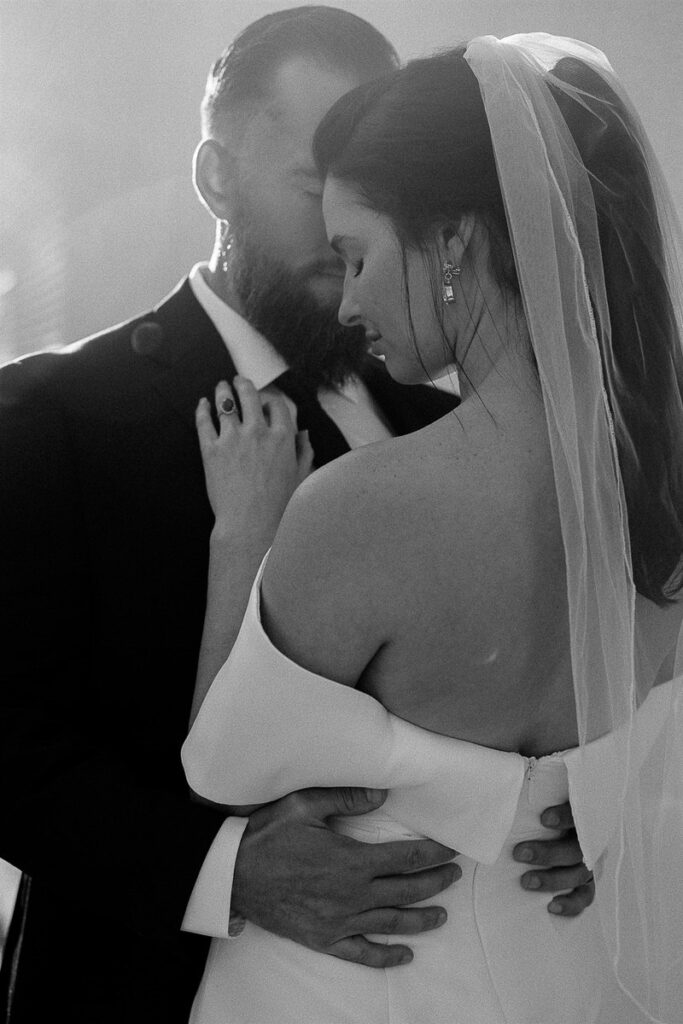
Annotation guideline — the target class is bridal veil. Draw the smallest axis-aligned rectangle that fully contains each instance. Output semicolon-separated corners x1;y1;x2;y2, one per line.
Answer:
463;34;683;1022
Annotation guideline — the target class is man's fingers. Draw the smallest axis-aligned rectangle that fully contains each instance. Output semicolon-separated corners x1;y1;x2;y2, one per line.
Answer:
286;785;388;822
370;862;461;909
513;833;582;868
520;863;594;893
329;936;413;969
547;880;596;917
353;905;447;937
368;837;457;876
540;801;574;830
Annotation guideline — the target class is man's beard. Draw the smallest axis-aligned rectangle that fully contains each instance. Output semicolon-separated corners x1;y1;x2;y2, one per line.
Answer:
228;227;371;392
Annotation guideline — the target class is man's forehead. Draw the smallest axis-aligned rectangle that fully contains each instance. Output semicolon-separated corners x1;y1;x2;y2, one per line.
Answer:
288;164;322;183
238;123;321;187
237;58;359;174
264;57;360;131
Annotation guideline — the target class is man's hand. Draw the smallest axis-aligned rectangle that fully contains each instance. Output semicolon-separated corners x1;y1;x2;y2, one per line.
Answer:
513;801;595;916
231;787;460;968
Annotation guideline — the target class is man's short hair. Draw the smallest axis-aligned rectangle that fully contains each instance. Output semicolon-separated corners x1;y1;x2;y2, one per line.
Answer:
201;5;399;141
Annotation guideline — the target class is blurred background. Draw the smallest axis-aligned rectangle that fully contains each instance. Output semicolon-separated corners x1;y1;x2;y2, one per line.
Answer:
1;0;682;367
1;0;682;960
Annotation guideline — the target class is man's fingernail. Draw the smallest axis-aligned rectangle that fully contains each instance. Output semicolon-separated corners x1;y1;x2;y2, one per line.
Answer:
523;874;541;889
543;811;560;828
516;846;534;862
548;900;562;915
400;950;413;964
364;788;385;801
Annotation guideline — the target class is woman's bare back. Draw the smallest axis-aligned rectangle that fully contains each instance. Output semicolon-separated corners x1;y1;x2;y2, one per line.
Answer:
353;386;579;756
263;368;580;758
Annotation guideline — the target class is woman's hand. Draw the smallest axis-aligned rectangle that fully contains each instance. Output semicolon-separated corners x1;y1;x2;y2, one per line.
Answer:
196;376;314;548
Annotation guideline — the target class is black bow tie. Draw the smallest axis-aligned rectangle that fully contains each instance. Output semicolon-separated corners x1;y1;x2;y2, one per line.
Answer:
274;371;350;468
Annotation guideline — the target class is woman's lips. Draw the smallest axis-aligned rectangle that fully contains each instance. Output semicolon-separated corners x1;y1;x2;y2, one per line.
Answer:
368;331;385;360
366;329;383;355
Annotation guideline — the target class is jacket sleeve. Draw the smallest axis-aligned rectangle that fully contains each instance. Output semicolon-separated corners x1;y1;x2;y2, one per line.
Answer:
0;356;226;936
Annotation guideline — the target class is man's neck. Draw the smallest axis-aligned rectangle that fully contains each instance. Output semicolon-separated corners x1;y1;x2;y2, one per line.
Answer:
203;255;245;317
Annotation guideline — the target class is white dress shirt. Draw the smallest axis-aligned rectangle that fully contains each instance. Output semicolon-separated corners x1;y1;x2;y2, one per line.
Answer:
187;263;396;446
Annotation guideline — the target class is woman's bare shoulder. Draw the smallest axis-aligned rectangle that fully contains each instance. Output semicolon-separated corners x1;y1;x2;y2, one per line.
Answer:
260;437;426;684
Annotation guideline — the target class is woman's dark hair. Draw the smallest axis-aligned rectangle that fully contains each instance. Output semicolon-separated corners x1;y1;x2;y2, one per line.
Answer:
313;46;683;604
314;47;517;289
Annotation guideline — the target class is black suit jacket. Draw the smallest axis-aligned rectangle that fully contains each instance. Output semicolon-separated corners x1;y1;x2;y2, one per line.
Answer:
0;279;457;1023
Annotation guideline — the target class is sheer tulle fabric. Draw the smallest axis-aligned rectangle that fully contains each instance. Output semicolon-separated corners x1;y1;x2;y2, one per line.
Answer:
464;34;683;1022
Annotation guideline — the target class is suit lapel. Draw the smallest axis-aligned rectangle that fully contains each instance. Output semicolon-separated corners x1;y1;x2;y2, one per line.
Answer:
138;279;236;431
135;282;459;440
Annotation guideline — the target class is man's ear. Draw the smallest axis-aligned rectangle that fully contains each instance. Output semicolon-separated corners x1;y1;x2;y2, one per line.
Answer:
193;139;237;221
440;212;477;266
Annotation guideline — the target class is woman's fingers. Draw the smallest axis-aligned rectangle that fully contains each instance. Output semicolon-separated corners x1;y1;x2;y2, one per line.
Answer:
232;375;263;427
296;430;315;479
262;391;313;478
214;380;239;433
212;378;302;449
196;396;217;452
263;388;293;427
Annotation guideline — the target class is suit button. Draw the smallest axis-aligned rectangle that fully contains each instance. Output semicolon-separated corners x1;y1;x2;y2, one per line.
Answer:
131;321;164;359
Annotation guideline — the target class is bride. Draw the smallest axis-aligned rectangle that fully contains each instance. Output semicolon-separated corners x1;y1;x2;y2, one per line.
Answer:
183;35;683;1023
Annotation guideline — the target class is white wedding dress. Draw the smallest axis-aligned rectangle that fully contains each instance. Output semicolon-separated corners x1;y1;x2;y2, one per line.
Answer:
182;561;673;1024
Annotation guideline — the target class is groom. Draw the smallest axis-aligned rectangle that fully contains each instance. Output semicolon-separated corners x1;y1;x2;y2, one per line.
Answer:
0;8;593;1023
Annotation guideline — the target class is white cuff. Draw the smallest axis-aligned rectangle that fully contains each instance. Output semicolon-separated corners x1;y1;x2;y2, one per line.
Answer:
181;816;249;939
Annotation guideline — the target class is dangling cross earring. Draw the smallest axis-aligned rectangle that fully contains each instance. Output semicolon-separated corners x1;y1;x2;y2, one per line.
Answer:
442;260;461;304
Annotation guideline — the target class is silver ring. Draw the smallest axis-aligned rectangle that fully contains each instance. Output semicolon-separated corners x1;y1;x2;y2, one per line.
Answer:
218;397;237;417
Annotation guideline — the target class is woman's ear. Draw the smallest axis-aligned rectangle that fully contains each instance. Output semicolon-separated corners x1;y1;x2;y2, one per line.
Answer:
193;139;237;221
440;213;477;266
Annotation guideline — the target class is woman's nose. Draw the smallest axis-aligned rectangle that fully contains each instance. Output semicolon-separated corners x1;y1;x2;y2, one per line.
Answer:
337;286;361;327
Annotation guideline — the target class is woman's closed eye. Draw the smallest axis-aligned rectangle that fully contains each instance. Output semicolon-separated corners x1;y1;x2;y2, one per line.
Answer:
349;258;364;278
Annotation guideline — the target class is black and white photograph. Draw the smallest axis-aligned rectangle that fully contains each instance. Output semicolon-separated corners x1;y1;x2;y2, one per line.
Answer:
1;2;683;1021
